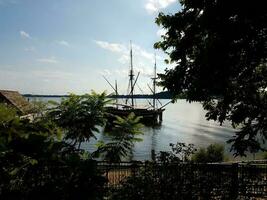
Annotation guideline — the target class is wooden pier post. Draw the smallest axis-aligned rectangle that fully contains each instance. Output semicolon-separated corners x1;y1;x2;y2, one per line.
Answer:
159;112;162;122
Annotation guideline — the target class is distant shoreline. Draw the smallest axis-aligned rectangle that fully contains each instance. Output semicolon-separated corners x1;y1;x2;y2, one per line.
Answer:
23;94;173;99
23;94;69;98
23;91;183;99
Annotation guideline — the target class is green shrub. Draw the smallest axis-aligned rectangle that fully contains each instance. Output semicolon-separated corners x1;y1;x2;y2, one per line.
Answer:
192;144;225;163
191;148;207;163
0;103;106;200
0;103;18;123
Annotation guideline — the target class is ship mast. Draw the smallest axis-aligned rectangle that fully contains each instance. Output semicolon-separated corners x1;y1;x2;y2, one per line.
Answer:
152;53;157;110
129;41;134;108
115;80;118;108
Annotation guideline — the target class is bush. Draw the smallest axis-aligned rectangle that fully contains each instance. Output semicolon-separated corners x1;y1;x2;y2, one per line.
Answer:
48;92;109;149
0;104;106;200
192;144;225;163
0;103;18;123
154;142;196;163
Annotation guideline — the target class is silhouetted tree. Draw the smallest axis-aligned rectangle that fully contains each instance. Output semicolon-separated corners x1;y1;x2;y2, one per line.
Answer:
155;0;267;156
156;142;196;163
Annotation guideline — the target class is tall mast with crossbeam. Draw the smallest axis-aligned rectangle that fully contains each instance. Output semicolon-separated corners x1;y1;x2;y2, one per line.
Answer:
152;53;157;110
129;41;134;108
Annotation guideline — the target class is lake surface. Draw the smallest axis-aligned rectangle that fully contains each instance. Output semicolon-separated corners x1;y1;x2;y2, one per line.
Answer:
29;97;241;160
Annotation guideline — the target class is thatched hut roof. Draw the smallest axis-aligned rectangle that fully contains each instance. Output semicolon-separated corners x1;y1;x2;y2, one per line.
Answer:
0;90;32;115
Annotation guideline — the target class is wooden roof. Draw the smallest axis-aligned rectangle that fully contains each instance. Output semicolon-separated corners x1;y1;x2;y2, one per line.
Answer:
0;90;32;114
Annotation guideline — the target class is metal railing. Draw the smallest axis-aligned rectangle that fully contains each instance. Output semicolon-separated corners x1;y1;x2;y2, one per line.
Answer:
97;161;267;199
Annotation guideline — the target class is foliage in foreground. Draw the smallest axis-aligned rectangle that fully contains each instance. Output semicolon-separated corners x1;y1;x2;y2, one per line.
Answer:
155;0;267;156
109;163;235;200
191;144;225;163
154;142;225;163
155;142;196;163
0;103;106;200
1;92;145;199
109;143;230;200
95;113;143;162
48;91;110;149
29;99;51;119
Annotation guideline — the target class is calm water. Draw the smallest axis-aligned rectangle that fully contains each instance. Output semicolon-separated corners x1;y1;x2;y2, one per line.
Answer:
29;97;238;160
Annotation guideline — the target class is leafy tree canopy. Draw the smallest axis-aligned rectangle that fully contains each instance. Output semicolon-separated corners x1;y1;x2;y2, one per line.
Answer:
95;113;143;162
155;0;267;156
48;91;110;149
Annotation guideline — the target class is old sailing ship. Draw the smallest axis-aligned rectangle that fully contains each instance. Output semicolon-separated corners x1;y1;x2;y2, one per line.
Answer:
104;43;166;126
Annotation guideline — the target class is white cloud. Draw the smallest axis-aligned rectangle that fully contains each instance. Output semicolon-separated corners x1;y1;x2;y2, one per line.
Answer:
36;57;59;64
117;54;130;64
95;40;126;53
134;66;154;77
57;40;70;47
145;0;176;14
131;44;163;65
145;3;158;13
19;30;31;39
132;44;156;62
95;40;161;64
99;69;112;76
157;28;167;37
114;69;128;76
94;40;164;82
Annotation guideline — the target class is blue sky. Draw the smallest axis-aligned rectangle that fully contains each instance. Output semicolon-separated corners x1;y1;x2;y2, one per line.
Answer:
0;0;181;94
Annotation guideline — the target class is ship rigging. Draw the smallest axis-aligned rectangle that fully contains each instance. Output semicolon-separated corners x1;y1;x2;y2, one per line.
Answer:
104;42;167;125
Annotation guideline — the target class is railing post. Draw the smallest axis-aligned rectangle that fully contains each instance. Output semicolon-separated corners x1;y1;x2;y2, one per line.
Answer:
151;149;156;161
231;163;239;199
131;161;138;177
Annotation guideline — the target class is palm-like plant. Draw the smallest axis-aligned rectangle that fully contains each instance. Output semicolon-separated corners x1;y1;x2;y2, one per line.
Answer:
48;91;111;149
96;113;143;162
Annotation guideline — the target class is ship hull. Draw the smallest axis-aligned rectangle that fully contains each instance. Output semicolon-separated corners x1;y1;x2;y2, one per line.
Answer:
106;107;164;126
